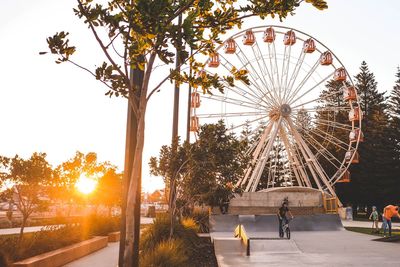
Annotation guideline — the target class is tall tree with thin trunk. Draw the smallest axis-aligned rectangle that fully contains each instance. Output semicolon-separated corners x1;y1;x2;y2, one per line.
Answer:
43;0;328;265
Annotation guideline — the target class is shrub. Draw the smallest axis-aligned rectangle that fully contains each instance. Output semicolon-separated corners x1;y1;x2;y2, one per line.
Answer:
140;239;188;267
191;208;209;233
140;214;199;255
0;215;120;263
181;217;199;232
0;250;11;267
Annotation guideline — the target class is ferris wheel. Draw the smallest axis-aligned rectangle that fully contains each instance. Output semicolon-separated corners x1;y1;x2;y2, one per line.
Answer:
189;26;363;196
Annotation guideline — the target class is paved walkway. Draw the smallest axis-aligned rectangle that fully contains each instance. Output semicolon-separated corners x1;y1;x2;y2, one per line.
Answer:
63;217;154;267
0;217;154;236
342;219;400;230
0;225;63;235
214;229;400;266
64;242;119;267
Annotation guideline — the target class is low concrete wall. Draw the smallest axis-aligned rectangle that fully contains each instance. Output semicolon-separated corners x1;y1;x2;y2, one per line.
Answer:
108;231;120;242
13;236;108;267
230;188;323;208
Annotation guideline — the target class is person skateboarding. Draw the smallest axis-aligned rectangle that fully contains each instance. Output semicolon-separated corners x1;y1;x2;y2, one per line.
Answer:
369;206;379;234
277;198;293;238
383;205;400;237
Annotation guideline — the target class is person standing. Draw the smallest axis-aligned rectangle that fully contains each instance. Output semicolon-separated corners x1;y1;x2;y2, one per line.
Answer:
383;205;400;237
277;198;293;238
368;206;379;233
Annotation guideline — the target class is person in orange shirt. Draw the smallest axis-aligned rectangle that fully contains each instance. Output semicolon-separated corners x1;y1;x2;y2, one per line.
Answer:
383;205;400;237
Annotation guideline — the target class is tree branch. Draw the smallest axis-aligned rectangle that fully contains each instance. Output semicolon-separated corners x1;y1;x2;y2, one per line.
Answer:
146;46;203;101
67;60;116;91
77;0;130;89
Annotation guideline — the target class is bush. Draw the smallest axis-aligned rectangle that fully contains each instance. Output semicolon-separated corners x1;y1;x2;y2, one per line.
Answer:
181;217;199;232
0;250;11;267
82;215;120;236
0;215;120;263
191;208;209;233
140;239;188;267
0;224;90;262
140;214;199;256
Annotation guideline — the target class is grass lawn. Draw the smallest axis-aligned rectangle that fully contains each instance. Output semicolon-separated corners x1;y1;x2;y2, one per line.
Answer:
345;227;400;237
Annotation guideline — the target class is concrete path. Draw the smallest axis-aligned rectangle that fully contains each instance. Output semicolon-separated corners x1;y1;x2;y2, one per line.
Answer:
61;217;154;267
0;225;63;235
214;230;400;266
64;242;119;267
0;217;154;236
342;219;400;230
211;215;400;266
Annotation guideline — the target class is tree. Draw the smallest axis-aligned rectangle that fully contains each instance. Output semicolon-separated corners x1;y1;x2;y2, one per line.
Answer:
93;166;123;216
387;67;400;200
8;153;53;245
388;67;400;159
43;0;328;265
150;121;248;209
345;62;392;206
54;151;104;211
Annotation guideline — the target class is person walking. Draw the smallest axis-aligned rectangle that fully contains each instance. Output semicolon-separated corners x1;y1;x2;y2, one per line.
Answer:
277;198;293;238
383;205;400;237
368;206;379;233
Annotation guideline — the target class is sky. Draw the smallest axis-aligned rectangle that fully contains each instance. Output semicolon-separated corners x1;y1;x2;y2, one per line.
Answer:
0;0;399;193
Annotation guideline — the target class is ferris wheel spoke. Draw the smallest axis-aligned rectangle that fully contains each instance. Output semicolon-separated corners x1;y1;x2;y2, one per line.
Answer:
234;47;280;106
282;121;313;187
253;42;281;102
297;127;342;168
228;115;269;131
305;121;350;149
292;106;351;113
302;122;349;151
279;127;305;187
284;51;306;103
218;78;269;107
291;89;342;110
287;118;336;196
247;118;282;192
313;117;353;130
268;42;282;102
281;45;293;102
285;59;320;104
288;123;323;190
201;94;268;110
197;111;267;119
238;121;273;187
218;60;274;107
299;135;340;181
288;70;335;106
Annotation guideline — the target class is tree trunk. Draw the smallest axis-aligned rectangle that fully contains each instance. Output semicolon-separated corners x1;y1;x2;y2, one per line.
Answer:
123;52;155;267
119;65;144;267
18;214;28;248
124;114;146;266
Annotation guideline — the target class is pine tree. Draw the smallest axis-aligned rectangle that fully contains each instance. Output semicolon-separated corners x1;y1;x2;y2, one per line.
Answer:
347;61;392;206
388;67;400;160
386;67;400;203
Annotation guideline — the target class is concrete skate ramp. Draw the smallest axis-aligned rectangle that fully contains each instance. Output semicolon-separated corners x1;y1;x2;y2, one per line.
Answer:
210;214;343;233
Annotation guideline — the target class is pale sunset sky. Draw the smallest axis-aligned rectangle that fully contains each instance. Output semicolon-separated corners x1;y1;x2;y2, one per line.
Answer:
0;0;399;192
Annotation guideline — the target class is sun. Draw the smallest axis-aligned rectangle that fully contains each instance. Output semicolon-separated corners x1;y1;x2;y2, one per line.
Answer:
75;174;97;195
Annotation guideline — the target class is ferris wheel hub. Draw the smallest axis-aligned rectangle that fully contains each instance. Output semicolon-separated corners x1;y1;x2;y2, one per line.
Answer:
280;104;292;117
